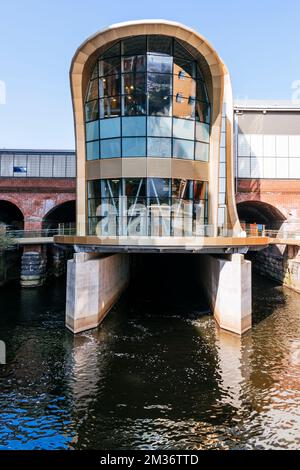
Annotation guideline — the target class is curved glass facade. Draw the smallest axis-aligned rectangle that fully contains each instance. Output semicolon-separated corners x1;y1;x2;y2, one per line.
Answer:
85;35;210;162
87;178;208;236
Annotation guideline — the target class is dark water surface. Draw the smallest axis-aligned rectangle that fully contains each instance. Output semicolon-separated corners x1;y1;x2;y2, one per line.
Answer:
0;259;299;450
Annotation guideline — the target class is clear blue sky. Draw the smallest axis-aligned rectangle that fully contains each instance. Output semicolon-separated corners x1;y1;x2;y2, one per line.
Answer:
0;0;299;150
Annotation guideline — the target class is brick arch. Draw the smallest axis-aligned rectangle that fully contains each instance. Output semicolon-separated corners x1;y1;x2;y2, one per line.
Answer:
0;195;25;217
20;194;76;232
237;199;287;230
236;192;290;220
0;197;25;229
42;199;76;229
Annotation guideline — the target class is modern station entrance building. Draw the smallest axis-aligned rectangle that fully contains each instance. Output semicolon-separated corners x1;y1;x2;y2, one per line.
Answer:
56;20;268;336
71;20;241;238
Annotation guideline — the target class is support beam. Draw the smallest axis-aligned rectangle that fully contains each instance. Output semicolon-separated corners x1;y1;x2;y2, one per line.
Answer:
66;252;130;333
199;253;252;335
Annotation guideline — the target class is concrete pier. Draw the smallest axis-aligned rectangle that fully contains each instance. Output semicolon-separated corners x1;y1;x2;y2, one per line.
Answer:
199;253;252;335
66;252;130;333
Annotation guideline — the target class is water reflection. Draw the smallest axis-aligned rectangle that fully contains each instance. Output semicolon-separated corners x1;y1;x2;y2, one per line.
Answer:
0;274;299;450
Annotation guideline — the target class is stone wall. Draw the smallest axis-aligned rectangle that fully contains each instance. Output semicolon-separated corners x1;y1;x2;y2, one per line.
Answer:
252;244;300;293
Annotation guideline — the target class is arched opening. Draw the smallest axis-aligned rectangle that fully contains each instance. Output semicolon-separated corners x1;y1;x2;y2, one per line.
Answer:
0;200;24;231
42;201;76;231
237;201;286;231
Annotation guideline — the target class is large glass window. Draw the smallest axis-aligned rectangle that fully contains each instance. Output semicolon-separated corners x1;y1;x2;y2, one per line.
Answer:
148;54;173;73
86;121;99;141
100;97;121;118
173;118;194;140
99;75;120;97
85;100;99;122
173;139;194;160
87;177;209;236
124;94;147;116
99;57;120;76
122;116;146;136
86;141;99;160
147;117;172;137
85;36;211;162
100;139;121;158
100;117;121;138
123;137;146;157
86;79;99;102
195;142;209;162
147;138;171;158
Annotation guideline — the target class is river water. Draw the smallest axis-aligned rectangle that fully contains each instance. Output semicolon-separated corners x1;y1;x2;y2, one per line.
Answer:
0;257;299;450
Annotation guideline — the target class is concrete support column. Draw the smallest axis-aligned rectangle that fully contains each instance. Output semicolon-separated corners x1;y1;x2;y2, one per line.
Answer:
199;253;252;335
66;252;130;334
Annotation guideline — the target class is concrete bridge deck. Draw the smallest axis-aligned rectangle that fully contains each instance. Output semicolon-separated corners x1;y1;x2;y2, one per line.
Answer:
54;235;269;254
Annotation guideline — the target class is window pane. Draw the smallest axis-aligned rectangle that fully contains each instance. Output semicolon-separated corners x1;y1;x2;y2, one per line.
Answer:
238;157;251;177
123;73;146;94
147;73;172;95
99;74;120;97
122;36;147;56
173;118;195;140
264;158;276;178
238;134;251;156
195;142;209;161
196;80;209;102
173;97;194;119
251;158;264;178
88;198;102;217
100;117;121;138
101;42;120;59
219;162;226;178
100;96;121;118
122;116;146;136
277;158;289;178
250;135;263;157
220;147;226;163
195;100;210;123
91;64;98;79
194;181;207;202
289;159;300;178
149;94;172;116
122;137;146;157
101;179;120;197
86;141;99;160
196;122;210;143
147;117;172;137
147;54;172;73
85;100;99;122
173;139;194;159
276;135;289;157
124;94;147;116
87;180;101;198
86;79;98;101
289;136;300;157
86;120;99;141
147;137;171;157
148;35;172;55
122;56;146;73
125;178;146;197
173;58;196;78
172;179;193;200
263;135;276;156
174;40;194;61
99;57;120;76
147;178;170;198
173;70;196;99
100;138;121;158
